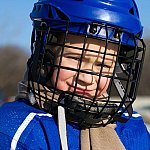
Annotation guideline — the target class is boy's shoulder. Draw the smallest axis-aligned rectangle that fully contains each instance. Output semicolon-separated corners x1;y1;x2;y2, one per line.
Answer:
116;112;150;150
0;100;44;137
0;99;42;125
116;111;148;130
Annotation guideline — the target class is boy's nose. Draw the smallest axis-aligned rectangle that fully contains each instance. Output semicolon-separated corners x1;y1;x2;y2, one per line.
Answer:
77;63;95;85
78;71;94;85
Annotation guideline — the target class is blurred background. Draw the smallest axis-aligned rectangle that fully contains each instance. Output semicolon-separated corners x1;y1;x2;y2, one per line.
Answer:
0;1;150;129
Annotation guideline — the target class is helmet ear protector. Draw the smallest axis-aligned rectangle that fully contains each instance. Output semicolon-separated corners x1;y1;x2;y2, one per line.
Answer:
27;0;146;128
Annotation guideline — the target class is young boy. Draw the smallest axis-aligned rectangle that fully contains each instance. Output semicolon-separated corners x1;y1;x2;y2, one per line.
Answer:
0;0;150;150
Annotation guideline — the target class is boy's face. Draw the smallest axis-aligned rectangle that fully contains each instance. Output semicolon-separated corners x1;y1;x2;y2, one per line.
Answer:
50;34;118;98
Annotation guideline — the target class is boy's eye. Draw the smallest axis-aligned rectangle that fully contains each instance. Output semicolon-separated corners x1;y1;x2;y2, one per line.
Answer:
95;62;111;68
66;56;80;61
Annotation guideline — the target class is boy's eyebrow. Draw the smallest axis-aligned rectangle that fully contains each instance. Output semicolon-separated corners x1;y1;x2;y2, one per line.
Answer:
63;48;83;57
62;52;81;57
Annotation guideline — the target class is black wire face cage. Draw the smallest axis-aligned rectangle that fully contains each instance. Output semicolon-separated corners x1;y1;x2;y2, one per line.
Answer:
28;20;145;128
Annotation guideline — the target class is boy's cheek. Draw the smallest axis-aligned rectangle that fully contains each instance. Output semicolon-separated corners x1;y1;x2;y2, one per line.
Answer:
58;69;76;80
50;69;75;86
98;77;110;95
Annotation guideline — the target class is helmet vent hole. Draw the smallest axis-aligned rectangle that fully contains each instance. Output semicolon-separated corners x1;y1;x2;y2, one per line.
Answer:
89;24;97;34
129;8;134;15
55;8;69;20
48;7;53;18
37;5;41;12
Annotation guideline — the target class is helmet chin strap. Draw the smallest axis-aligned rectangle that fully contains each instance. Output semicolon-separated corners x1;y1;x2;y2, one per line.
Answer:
58;93;117;128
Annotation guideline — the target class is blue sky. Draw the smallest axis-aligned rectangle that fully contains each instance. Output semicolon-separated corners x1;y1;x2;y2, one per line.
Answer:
0;1;150;53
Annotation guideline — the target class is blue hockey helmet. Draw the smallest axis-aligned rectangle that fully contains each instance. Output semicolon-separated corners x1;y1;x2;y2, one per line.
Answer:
30;0;143;45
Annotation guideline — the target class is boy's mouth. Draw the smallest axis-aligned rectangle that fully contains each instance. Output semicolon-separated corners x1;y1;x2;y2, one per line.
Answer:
67;83;94;95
